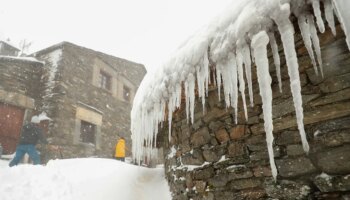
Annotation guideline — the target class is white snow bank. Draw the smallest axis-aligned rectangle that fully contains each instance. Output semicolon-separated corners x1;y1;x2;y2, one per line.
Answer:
0;158;171;200
131;0;350;180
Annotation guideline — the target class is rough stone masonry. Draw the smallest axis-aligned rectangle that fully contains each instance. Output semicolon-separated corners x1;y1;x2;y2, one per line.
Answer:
159;22;350;199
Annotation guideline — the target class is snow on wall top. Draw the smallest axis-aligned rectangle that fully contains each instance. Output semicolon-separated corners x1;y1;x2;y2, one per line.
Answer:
131;0;350;179
0;55;44;64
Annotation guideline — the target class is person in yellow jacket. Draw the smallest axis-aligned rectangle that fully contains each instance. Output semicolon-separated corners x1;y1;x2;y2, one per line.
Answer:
114;137;126;162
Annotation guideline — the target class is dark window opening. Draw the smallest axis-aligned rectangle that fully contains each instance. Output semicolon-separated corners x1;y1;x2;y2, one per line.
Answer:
80;120;96;144
123;85;131;102
99;70;111;90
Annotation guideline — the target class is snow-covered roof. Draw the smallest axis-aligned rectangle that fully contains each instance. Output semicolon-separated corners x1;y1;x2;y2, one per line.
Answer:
131;0;350;180
0;55;44;64
0;40;20;51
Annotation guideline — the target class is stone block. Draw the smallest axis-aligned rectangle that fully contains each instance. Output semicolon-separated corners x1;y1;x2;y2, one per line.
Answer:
270;94;319;119
185;173;193;189
320;73;350;93
229;178;262;190
192;120;203;131
182;152;204;166
276;157;317;178
191;127;211;148
264;179;311;200
235;188;266;200
286;144;305;156
227;142;247;158
314;145;350;175
309;88;350;107
208;121;224;131
253;166;272;177
213;191;234;200
215;128;230;144
313;116;350;133
208;174;229;187
314;173;350;192
202;108;229;123
203;150;219;162
276;131;301;145
307;55;350;86
229;125;246;140
194;181;207;193
228;168;253;180
193;166;215;180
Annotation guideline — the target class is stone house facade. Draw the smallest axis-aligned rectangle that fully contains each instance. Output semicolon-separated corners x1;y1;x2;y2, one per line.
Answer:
155;11;350;200
0;56;44;154
0;41;146;162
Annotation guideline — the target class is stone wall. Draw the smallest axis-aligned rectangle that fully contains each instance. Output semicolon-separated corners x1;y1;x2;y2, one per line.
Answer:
0;57;44;113
160;24;350;199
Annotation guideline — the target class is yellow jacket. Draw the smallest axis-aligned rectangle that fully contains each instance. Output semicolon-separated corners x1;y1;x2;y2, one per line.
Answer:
115;139;126;158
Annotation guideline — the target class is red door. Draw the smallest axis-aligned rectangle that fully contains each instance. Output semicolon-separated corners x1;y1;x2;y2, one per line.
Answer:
0;103;25;154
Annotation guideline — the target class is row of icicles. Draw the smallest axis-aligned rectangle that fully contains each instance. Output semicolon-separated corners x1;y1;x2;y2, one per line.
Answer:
132;0;348;180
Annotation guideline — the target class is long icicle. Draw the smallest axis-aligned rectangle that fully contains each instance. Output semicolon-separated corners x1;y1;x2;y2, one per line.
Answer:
312;0;325;33
242;41;254;106
273;3;310;153
236;49;248;121
228;53;239;123
308;14;324;77
324;0;336;36
251;31;277;180
298;14;319;76
268;32;283;92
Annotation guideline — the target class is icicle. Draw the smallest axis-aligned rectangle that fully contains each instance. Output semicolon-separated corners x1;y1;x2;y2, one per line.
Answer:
236;49;248;121
188;73;196;124
242;41;254;106
268;32;283;93
220;62;233;109
251;31;277;180
324;0;336;36
273;5;310;153
203;50;210;97
168;95;175;141
332;0;350;50
216;67;222;101
175;83;182;109
312;0;325;33
308;15;324;77
228;53;239;123
184;80;190;123
298;14;319;76
196;65;206;112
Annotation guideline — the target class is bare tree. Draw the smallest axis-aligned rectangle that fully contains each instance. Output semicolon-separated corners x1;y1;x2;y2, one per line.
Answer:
18;39;32;56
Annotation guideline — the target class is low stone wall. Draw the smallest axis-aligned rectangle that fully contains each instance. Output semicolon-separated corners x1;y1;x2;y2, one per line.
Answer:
160;25;350;199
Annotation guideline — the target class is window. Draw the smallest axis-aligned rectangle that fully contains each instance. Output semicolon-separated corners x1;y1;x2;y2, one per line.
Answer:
80;120;96;144
123;85;131;102
99;70;111;90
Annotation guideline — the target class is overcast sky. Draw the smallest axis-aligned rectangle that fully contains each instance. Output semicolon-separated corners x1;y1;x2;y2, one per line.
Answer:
0;0;232;71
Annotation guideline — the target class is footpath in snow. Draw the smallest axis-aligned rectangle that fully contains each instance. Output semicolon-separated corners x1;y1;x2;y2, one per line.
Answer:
0;158;172;200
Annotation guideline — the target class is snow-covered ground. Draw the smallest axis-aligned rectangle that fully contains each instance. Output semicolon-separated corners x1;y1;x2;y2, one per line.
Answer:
0;158;172;200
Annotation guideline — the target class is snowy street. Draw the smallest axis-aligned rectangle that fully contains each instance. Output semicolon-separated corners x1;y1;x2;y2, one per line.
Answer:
0;158;172;200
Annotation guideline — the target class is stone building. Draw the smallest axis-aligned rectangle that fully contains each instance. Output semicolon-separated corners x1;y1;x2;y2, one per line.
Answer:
0;41;146;161
0;41;20;56
131;1;350;199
